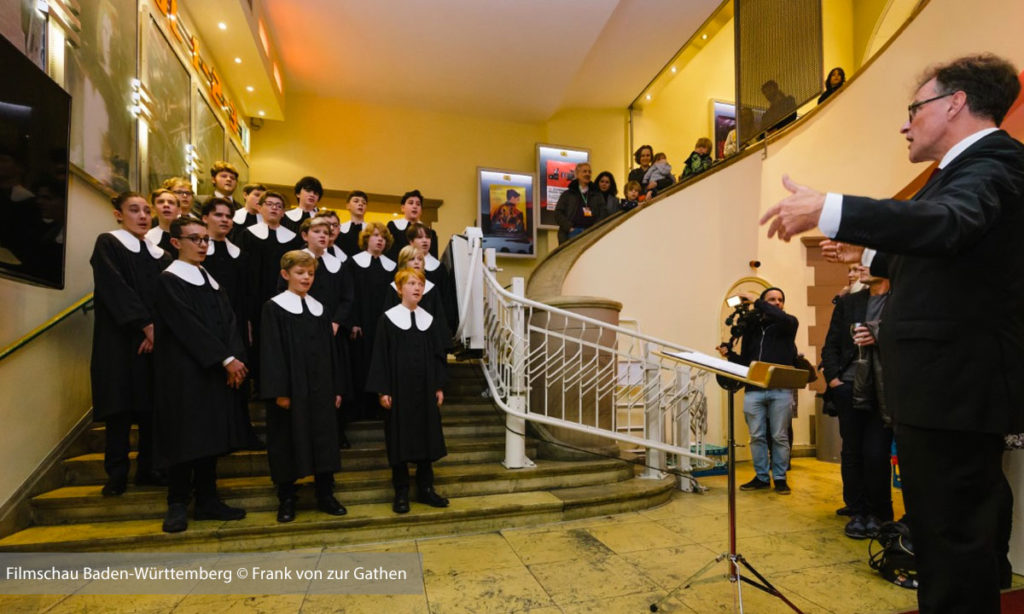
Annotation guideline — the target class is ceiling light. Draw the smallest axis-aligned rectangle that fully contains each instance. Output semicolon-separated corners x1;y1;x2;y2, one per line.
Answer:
701;33;708;40
645;94;652;101
258;110;265;117
246;86;254;92
217;22;227;30
234;57;242;64
670;67;677;74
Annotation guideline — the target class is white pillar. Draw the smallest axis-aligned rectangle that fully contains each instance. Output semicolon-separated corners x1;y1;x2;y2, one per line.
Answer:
502;276;534;469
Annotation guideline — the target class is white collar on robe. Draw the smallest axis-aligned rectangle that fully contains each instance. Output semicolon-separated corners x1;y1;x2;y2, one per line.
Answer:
391;218;411;231
304;248;341;273
144;227;166;245
285;207;318;222
233;208;262;224
384;304;432;330
340;220;363;233
352;250;396;271
206;237;241;259
109;229;165;259
390;279;434;294
424;254;441;271
271;290;324;316
327;244;347;262
165;260;220;289
247;222;297;243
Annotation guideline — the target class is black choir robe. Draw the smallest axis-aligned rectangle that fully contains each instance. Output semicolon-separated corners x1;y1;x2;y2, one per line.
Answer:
229;208;262;243
385;218;439;261
152;261;248;468
260;291;345;483
342;250;397;417
277;248;353;331
336;220;364;258
239;222;302;332
89;230;171;421
144;227;177;260
366;305;448;466
424;254;459;337
281;207;321;233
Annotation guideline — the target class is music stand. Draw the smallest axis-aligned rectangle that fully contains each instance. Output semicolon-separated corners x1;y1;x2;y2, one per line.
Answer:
660;351;809;614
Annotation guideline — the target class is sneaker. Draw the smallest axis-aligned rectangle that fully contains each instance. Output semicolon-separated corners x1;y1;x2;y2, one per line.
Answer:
739;477;771;491
845;515;869;539
773;479;791;495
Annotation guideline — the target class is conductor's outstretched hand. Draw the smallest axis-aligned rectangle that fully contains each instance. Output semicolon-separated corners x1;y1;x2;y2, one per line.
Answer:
760;175;826;241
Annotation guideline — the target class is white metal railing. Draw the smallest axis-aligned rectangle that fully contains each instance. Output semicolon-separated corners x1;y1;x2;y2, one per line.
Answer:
450;230;715;482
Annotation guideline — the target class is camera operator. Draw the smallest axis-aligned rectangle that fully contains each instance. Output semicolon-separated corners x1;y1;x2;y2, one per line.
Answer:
821;265;893;539
717;287;799;494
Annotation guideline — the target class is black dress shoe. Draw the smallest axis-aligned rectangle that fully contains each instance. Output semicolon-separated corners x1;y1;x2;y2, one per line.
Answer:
835;505;854;516
101;479;127;497
417;487;449;508
338;432;351;450
392;491;410;514
162;503;188;533
317;496;348;516
277;498;296;523
845;515;869;540
134;471;167;487
194;499;246;521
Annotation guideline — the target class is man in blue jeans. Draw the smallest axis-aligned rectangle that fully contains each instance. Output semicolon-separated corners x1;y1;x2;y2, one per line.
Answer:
718;287;799;494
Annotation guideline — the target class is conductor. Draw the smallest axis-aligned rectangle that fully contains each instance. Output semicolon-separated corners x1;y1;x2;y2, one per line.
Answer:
760;54;1024;614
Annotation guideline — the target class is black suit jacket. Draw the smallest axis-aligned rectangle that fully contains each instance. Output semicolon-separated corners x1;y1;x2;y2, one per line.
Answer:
835;130;1024;434
820;289;869;383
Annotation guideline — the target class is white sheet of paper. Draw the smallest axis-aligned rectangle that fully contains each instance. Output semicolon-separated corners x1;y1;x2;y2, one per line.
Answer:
665;350;749;379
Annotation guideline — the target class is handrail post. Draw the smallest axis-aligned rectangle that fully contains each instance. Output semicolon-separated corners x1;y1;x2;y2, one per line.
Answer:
640;344;665;479
673;365;695;491
502;276;535;469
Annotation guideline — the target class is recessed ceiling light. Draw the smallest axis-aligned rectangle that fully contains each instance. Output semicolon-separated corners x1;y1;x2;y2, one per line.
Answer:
217;22;227;30
246;86;254;92
234;57;242;64
258;110;265;117
701;33;708;40
645;94;652;101
670;66;677;74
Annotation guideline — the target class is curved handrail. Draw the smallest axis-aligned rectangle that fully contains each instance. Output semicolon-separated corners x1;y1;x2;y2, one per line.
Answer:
0;293;94;363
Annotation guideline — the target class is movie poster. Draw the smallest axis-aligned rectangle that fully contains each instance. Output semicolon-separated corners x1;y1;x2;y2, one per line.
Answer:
712;100;736;160
536;144;588;229
477;168;536;259
144;16;190;195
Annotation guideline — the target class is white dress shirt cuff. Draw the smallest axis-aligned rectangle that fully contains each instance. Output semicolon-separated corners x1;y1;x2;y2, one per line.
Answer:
222;356;236;367
818;193;843;238
861;248;876;267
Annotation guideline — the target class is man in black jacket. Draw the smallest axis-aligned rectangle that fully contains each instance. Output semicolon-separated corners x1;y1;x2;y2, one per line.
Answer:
553;163;606;244
718;287;799;494
821;265;893;539
761;54;1023;614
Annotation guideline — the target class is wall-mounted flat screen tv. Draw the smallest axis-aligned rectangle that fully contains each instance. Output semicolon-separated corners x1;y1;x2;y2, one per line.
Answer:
0;33;71;289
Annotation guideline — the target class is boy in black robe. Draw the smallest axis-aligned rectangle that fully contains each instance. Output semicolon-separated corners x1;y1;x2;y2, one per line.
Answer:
239;191;302;381
89;192;171;496
367;268;449;514
407;222;458;336
260;250;348;523
342;221;396;420
385;189;438;261
282;176;324;233
153;218;249;532
337;190;368;258
145;188;181;258
229;183;266;242
203;198;262;450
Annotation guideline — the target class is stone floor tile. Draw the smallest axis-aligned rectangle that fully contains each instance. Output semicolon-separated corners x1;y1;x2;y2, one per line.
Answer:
584;520;692;554
528;551;660;605
501;527;614;566
417;532;523;577
422;565;553;614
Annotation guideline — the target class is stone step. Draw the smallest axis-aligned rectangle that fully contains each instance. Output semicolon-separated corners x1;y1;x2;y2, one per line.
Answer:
82;413;505;454
62;437;538;486
0;475;676;553
33;459;633;525
244;400;496;423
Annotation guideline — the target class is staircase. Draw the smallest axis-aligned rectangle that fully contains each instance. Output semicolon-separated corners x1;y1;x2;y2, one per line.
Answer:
0;361;675;553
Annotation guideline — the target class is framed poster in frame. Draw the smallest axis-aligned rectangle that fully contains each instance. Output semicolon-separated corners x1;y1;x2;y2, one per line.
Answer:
477;168;536;259
143;15;190;195
536;144;588;229
711;100;736;160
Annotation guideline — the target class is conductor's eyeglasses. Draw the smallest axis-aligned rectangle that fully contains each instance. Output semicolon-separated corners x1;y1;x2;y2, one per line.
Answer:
907;92;954;121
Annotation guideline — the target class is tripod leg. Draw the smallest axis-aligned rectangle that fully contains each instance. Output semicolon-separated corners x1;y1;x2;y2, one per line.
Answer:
734;555;805;614
681;552;728;589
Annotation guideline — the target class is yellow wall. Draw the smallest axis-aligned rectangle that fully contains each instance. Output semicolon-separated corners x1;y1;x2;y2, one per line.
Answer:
560;0;1024;449
852;0;890;67
251;98;627;284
